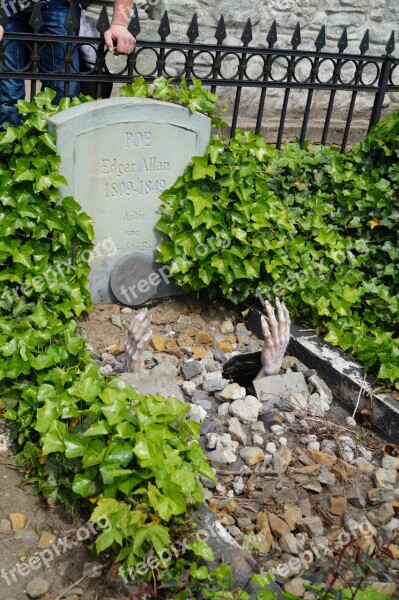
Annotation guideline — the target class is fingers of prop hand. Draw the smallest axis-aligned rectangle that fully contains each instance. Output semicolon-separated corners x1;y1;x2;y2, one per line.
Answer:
0;26;4;43
109;27;136;55
261;315;272;344
265;299;278;340
275;297;285;340
103;29;115;53
282;301;291;344
137;328;152;350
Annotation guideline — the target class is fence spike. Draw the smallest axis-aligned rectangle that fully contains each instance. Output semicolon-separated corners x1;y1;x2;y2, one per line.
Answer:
128;6;141;38
291;22;301;48
241;18;253;46
64;1;79;35
96;5;110;35
315;25;326;51
337;28;348;53
0;5;8;27
386;30;395;55
359;29;369;55
187;12;199;42
266;20;278;48
215;15;226;44
29;2;44;33
158;11;171;40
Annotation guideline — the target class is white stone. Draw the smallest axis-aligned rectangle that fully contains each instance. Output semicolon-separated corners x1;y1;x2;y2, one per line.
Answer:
49;99;211;304
307;441;320;452
279;437;288;447
229;395;262;423
221;319;235;334
187;403;207;423
228;418;248;446
229;386;247;401
308;374;333;404
270;424;284;436
205;433;218;450
182;381;196;396
266;442;277;454
253;434;264;446
218;402;230;417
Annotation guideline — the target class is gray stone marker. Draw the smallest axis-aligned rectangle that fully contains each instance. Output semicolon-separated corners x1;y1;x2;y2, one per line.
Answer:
48;98;211;304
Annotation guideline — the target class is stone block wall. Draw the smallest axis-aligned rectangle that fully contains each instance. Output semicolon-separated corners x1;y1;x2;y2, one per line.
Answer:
124;1;399;143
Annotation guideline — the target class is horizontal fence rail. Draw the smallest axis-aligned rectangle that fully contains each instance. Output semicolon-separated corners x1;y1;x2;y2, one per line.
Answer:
0;4;398;150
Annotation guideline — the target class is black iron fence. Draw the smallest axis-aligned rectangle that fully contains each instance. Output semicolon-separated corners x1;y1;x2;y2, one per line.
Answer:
0;3;398;150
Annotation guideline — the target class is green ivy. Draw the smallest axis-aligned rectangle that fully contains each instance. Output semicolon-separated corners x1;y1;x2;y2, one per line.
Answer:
156;120;399;390
0;82;217;570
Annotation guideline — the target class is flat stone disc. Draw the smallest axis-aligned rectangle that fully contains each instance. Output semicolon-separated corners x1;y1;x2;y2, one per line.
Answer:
110;252;182;306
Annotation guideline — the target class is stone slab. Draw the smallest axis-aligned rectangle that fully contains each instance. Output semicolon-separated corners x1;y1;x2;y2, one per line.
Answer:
253;372;310;404
48;98;211;304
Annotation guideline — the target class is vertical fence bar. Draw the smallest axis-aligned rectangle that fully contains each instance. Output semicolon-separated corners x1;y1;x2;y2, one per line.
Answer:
157;11;170;77
28;3;44;100
95;6;110;99
340;30;369;152
126;8;141;80
231;18;252;138
320;28;348;146
185;13;199;82
211;16;226;95
255;20;277;136
63;2;79;98
369;31;395;131
276;23;301;149
299;25;325;146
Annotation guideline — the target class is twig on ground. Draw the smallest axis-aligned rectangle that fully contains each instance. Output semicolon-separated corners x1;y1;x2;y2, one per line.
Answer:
54;563;110;600
352;372;368;419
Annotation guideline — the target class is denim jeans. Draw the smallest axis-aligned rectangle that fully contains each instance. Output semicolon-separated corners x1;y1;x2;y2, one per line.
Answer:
0;0;80;126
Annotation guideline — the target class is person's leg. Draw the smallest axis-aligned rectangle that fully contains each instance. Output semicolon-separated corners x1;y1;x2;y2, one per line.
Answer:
0;11;31;126
39;0;80;102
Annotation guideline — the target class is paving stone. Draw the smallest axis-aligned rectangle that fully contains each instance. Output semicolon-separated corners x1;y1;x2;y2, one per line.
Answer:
307;449;337;467
254;372;309;403
191;390;212;410
182;380;196;396
229;396;262;423
273;447;292;474
267;513;290;538
221;319;235;334
368;487;396;505
280;532;301;555
329;496;348;516
220;383;242;401
297;516;324;538
203;372;228;392
26;577;50;598
283;505;302;531
239;447;265;466
347;489;366;509
308;374;333;404
228;418;247;446
368;503;395;527
374;468;397;488
9;513;26;531
181;360;204;380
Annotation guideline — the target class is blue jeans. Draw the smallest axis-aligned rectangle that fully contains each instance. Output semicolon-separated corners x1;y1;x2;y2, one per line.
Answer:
0;0;80;126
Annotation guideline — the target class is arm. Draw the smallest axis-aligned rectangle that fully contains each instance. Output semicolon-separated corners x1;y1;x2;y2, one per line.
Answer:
255;298;291;379
104;0;136;55
124;308;152;373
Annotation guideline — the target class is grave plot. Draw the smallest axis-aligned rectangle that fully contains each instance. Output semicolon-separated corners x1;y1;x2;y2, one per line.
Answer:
78;297;399;598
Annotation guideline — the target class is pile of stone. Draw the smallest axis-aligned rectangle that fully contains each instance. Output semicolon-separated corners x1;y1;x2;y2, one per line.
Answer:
87;302;398;596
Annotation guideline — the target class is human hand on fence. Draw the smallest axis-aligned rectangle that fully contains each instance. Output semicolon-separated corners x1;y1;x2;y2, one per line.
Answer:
257;298;291;378
104;25;136;55
0;25;4;43
123;308;152;373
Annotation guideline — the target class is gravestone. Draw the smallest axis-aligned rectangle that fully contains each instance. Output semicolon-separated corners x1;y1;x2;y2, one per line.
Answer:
48;98;211;304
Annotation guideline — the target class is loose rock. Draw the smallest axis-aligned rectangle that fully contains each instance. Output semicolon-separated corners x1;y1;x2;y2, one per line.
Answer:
239;447;265;466
25;577;50;598
229;396;261;423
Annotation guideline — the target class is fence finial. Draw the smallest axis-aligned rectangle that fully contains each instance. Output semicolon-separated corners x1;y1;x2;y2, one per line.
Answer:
315;25;325;51
266;20;278;48
64;2;79;35
128;7;141;38
96;5;110;35
359;29;369;55
338;28;348;52
291;23;301;49
241;18;253;46
29;2;44;33
187;13;199;42
386;30;395;55
215;15;226;44
158;11;171;40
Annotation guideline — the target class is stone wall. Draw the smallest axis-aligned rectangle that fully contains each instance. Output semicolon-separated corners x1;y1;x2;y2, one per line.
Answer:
119;1;399;143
